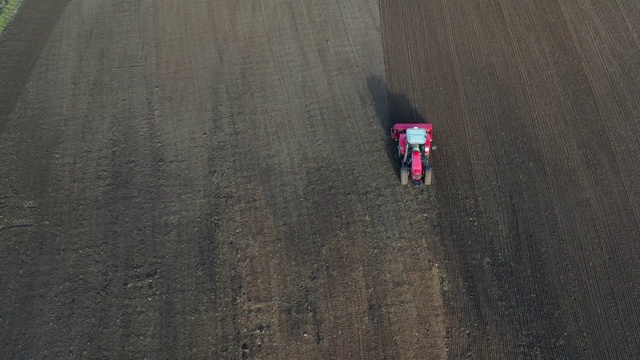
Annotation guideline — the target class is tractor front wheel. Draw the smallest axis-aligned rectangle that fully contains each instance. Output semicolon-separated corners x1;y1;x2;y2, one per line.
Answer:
400;167;409;186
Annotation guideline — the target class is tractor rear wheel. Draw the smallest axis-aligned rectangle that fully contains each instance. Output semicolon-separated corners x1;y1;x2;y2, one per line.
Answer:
424;168;432;185
400;167;409;186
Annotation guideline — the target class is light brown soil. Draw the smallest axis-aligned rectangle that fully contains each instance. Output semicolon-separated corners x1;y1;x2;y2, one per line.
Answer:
0;0;445;358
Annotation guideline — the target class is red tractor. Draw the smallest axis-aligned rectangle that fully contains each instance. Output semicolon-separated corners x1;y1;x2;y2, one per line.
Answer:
391;123;434;187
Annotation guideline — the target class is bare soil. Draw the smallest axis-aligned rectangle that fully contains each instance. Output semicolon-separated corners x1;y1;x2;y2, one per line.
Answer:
381;0;640;358
1;0;445;358
2;0;640;359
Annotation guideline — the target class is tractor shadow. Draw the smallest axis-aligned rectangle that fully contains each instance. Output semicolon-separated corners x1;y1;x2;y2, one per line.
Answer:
366;76;429;177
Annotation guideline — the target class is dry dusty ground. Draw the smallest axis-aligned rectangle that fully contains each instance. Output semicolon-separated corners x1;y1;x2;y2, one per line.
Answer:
0;0;445;358
382;0;640;358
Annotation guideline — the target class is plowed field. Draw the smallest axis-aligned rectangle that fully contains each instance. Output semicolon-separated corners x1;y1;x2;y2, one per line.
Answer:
381;0;640;358
1;0;639;359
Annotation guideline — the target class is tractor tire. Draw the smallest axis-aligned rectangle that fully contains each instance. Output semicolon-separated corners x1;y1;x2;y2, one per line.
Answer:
424;168;433;185
400;167;409;186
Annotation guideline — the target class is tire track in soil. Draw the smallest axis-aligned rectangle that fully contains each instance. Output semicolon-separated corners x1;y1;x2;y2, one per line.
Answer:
0;1;108;355
51;1;168;357
0;0;71;132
